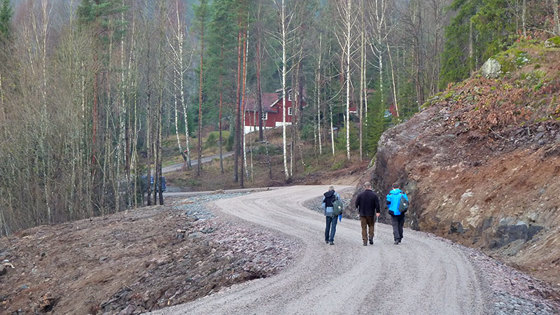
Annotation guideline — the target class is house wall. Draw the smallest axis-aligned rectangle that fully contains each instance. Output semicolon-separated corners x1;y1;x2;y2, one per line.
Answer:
243;97;305;134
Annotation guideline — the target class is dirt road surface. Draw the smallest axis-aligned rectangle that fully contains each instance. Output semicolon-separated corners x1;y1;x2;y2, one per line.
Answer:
153;185;488;314
162;152;233;174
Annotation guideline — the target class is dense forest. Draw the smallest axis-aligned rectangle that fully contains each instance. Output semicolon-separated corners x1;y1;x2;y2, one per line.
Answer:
0;0;558;235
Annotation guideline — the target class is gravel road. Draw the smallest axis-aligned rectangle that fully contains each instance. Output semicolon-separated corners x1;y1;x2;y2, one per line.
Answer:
162;152;233;174
152;185;488;314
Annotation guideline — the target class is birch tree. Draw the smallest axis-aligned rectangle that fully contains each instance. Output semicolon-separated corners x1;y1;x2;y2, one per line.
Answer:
334;0;357;160
166;0;194;169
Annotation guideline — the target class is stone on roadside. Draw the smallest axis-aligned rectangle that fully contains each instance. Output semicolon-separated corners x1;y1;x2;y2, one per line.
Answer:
0;265;6;276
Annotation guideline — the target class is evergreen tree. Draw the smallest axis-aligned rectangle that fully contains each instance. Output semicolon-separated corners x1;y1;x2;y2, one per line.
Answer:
439;0;482;89
0;0;12;39
194;0;211;175
440;0;517;89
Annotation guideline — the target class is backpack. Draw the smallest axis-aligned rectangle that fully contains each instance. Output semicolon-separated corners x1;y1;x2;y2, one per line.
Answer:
398;195;409;214
332;198;344;216
324;193;335;207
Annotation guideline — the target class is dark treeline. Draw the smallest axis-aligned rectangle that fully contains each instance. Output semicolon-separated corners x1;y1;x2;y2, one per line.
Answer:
0;0;558;235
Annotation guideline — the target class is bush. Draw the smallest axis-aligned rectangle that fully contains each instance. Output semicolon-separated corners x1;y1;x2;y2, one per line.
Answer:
226;131;234;151
335;124;359;152
205;132;218;148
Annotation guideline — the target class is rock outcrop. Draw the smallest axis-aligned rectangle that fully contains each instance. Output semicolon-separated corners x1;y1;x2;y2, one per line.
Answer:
359;41;560;289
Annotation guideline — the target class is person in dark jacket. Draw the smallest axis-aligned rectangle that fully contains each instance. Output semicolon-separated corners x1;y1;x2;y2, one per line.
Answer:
322;186;341;245
355;182;380;246
386;182;409;245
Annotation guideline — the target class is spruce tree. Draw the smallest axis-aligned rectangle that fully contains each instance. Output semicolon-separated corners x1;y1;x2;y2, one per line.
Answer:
0;0;12;39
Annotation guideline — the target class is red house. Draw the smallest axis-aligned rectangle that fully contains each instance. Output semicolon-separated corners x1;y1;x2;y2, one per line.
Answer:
244;89;306;134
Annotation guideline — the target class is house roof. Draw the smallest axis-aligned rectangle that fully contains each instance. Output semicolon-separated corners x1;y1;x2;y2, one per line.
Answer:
245;93;279;113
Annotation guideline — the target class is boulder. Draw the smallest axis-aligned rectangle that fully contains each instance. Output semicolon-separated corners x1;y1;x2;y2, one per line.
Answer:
481;58;502;78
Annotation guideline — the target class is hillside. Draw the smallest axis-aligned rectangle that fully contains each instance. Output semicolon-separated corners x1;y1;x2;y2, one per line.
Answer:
360;39;560;293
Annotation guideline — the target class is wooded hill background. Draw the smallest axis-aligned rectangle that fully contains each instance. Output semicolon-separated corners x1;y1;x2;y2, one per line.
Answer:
0;0;558;236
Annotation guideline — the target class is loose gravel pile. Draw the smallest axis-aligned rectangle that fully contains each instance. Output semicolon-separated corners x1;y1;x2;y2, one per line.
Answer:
173;193;300;277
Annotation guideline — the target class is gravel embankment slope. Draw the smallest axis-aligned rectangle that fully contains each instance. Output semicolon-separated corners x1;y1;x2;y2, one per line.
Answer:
153;185;489;314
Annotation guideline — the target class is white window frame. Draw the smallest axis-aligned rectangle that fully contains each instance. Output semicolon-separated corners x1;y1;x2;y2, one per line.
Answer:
288;107;293;116
261;112;268;120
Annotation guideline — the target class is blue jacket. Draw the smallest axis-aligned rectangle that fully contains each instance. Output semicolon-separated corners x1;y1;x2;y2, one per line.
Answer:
386;189;408;216
322;191;341;216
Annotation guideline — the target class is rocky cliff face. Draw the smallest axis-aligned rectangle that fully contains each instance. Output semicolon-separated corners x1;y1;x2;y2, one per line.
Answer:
361;41;560;290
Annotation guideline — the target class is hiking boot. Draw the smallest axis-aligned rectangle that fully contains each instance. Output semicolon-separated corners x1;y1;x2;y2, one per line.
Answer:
325;240;329;244
363;240;367;246
329;241;334;245
394;241;399;245
369;238;373;245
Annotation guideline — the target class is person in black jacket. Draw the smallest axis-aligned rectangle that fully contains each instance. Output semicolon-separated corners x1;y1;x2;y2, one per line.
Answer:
355;182;380;246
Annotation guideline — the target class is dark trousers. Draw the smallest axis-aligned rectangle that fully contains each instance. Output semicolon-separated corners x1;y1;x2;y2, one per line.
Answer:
360;216;375;241
391;214;405;242
325;216;338;242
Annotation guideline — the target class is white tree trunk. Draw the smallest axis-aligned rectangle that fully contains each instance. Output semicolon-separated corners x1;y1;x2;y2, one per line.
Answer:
173;75;182;152
387;42;399;117
243;29;250;179
317;35;323;155
554;0;560;35
346;0;352;161
330;104;335;156
522;0;526;37
281;0;289;180
178;13;192;169
359;0;365;161
115;7;126;212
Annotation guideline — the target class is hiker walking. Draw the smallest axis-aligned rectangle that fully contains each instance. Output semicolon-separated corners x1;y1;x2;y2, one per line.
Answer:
386;183;409;245
322;186;341;245
355;182;380;246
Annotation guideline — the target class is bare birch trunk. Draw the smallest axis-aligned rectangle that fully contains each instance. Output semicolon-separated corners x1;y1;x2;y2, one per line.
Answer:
234;29;241;183
218;46;224;173
359;0;365;161
197;14;205;177
146;40;152;206
115;7;126;212
330;103;335;156
241;27;249;184
317;34;322;155
387;42;399;117
554;0;560;35
173;76;182;152
281;0;289;180
345;0;352;161
522;0;526;37
256;3;264;142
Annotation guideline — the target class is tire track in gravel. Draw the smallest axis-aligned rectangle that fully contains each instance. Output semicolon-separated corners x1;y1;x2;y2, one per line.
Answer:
152;185;489;314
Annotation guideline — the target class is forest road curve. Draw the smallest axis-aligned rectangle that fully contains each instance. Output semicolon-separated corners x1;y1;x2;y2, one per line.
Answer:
151;185;488;314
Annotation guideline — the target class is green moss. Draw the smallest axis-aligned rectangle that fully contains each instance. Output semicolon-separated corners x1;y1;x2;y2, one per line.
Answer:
490;86;496;91
493;45;532;74
548;36;560;47
444;91;454;99
420;101;431;109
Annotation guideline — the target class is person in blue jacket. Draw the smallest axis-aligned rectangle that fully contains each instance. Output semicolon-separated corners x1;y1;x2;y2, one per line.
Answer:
322;186;341;245
386;182;409;245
